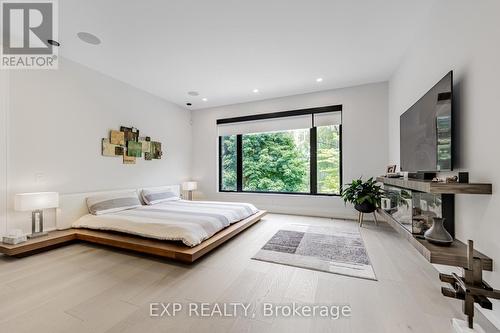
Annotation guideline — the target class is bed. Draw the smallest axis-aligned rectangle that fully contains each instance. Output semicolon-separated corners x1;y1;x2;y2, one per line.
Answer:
72;199;260;247
0;185;267;262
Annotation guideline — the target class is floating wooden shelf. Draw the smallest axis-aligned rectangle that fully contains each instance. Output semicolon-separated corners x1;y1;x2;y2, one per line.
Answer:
376;176;492;195
377;209;493;271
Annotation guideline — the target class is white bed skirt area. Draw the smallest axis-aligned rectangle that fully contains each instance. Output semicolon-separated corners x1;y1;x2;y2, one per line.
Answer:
72;200;259;247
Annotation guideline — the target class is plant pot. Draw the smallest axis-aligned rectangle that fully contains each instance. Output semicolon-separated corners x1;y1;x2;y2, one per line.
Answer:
424;217;453;246
354;202;376;214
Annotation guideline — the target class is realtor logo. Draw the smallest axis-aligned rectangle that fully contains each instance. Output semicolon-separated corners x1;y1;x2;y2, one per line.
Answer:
1;0;58;69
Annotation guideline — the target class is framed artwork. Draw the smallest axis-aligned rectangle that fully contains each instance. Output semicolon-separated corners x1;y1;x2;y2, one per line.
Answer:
141;140;151;153
121;126;139;142
102;126;161;164
133;128;140;140
102;139;119;157
151;141;163;159
123;153;136;164
127;141;142;157
115;146;124;155
110;130;125;145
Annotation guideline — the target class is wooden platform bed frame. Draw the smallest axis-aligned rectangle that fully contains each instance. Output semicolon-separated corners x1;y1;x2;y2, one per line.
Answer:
0;210;267;262
0;186;267;262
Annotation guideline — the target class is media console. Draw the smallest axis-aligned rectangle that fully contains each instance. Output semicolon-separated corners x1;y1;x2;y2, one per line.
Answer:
377;176;492;195
376;176;493;270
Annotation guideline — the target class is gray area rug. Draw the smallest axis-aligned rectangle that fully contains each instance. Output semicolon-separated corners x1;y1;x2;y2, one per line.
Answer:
252;224;377;280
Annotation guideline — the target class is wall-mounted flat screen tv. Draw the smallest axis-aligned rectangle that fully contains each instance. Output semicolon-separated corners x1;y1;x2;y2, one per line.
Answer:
400;71;453;172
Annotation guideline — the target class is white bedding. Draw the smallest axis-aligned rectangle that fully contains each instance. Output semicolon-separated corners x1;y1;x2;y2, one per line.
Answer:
72;200;259;247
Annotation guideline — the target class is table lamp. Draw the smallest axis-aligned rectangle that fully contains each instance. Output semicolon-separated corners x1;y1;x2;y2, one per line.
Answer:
182;181;197;200
14;192;59;238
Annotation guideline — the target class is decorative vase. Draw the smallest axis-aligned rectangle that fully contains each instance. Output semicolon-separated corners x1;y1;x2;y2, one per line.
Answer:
354;202;376;214
424;217;453;246
381;198;391;210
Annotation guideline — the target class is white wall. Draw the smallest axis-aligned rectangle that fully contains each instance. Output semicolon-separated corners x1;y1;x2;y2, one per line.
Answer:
4;58;192;234
0;70;8;235
388;0;500;321
191;82;388;218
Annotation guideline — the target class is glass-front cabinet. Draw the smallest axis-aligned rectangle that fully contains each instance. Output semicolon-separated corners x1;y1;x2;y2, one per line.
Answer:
382;185;413;233
411;192;443;235
381;185;444;236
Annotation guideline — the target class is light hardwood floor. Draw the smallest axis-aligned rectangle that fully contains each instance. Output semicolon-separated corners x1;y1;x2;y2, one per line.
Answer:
0;214;463;333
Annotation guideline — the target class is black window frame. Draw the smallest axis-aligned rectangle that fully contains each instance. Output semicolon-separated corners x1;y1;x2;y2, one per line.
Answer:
218;105;343;196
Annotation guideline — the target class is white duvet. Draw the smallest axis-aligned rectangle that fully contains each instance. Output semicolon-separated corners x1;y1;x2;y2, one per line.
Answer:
72;200;259;247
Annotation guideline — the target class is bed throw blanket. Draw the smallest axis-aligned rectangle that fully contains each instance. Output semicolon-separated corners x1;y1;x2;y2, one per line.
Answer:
72;200;259;247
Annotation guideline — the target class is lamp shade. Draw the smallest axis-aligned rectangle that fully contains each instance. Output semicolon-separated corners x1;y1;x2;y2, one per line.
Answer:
182;181;197;191
14;192;59;211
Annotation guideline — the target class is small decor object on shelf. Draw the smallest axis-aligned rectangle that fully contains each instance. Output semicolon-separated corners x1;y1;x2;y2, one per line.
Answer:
424;217;453;245
386;165;397;173
182;181;198;200
386;173;401;178
380;197;391;210
446;175;458;183
14;192;59;239
2;229;27;245
458;172;469;183
385;165;400;178
440;240;500;332
342;177;384;227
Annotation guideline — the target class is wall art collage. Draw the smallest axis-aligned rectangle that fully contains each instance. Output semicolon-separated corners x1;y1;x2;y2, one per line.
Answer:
101;126;163;164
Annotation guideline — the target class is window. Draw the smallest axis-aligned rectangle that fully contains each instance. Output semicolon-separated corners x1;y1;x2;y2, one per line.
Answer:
243;129;310;193
218;105;342;195
317;124;341;194
220;135;237;191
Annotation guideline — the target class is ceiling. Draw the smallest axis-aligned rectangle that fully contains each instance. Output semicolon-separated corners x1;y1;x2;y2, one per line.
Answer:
59;0;436;110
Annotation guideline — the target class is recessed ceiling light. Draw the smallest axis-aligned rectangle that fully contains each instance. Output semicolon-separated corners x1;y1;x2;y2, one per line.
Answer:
202;98;208;102
186;103;192;106
47;39;60;47
188;91;199;97
77;32;101;45
316;77;323;82
252;89;259;93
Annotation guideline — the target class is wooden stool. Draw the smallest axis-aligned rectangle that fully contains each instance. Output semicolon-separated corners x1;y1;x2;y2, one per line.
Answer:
358;211;378;227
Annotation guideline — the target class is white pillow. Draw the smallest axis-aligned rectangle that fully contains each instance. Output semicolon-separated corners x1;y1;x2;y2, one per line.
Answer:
141;189;180;205
86;191;142;215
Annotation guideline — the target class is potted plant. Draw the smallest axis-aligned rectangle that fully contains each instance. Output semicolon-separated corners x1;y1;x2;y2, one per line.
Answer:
342;177;384;214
